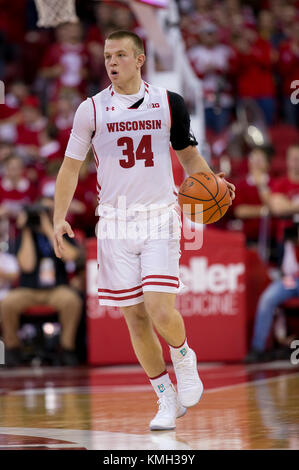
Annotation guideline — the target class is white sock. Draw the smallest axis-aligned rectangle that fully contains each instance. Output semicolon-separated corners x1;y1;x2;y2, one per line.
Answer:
149;371;172;398
169;338;190;361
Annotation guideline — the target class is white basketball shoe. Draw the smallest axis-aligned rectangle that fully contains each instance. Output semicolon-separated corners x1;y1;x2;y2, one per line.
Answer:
171;348;204;407
150;384;187;431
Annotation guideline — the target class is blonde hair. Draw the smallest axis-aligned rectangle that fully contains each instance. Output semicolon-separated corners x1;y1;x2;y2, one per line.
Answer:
106;30;145;56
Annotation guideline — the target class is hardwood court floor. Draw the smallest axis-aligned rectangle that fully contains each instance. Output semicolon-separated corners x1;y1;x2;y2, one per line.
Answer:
0;361;299;450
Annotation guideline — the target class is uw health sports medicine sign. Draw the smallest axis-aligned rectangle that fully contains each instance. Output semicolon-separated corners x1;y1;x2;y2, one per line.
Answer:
86;228;247;364
177;228;247;361
178;257;245;315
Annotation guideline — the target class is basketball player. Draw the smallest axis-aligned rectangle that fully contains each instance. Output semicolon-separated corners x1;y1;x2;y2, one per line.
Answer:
53;30;235;430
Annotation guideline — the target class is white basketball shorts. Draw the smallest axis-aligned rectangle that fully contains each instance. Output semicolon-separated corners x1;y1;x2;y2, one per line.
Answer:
97;208;182;307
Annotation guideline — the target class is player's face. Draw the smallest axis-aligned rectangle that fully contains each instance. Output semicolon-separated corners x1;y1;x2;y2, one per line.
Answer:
104;38;145;91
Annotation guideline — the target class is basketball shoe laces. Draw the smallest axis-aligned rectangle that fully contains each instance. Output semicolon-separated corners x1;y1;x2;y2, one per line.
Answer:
156;393;176;416
155;385;183;419
173;350;203;396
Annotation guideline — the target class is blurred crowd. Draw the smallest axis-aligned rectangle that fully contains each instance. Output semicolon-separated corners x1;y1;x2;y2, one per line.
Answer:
0;0;298;366
180;0;299;130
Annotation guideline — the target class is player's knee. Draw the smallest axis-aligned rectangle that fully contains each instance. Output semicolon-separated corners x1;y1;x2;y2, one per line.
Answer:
121;303;147;318
122;304;149;335
144;300;172;328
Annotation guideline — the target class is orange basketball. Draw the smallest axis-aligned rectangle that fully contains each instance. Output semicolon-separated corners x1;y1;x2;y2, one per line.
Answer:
178;172;231;224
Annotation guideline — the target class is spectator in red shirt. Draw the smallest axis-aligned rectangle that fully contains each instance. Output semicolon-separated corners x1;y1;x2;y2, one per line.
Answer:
267;143;299;244
0;81;29;122
0;154;37;241
16;96;47;161
232;23;276;125
37;160;61;200
188;21;235;133
40;22;89;103
0;82;30;144
51;91;79;153
234;147;276;248
38;124;63;163
278;21;299;127
0;141;14;173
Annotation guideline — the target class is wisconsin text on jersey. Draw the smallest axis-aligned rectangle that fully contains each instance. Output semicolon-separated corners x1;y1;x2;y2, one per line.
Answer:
106;120;162;132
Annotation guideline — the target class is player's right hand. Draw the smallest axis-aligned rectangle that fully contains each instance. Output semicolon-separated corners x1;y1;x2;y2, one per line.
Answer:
53;220;74;259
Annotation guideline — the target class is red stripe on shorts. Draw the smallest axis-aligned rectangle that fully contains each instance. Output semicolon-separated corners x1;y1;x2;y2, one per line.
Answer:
98;285;142;294
142;282;179;288
98;291;144;301
142;275;178;281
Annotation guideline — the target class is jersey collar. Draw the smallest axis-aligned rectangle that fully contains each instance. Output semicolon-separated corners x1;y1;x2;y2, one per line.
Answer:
109;81;150;110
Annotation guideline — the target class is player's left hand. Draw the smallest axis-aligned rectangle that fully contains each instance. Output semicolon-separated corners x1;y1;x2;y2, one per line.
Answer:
216;172;235;205
53;220;75;259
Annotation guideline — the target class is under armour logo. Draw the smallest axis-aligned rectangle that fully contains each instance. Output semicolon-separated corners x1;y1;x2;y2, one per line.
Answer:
158;384;166;393
180;348;187;357
106;106;115;111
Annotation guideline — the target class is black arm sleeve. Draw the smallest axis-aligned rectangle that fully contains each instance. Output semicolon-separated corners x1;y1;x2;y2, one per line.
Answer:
167;91;198;151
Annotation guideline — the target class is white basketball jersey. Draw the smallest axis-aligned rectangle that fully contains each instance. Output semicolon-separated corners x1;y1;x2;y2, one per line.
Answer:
89;82;177;218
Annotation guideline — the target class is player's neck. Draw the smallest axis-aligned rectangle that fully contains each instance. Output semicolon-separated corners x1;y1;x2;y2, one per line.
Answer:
113;77;143;95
